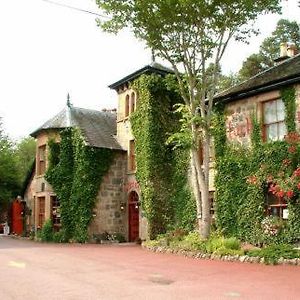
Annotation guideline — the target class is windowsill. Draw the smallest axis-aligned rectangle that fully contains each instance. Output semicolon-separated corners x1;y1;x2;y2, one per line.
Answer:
35;174;46;179
127;170;136;175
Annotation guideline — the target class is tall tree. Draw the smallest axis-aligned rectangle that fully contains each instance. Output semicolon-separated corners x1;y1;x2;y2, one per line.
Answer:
96;0;281;239
239;19;300;81
0;120;19;213
15;137;36;184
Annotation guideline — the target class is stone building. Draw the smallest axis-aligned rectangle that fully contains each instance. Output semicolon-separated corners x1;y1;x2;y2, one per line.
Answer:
23;63;172;241
215;45;300;146
214;45;300;218
23;46;300;240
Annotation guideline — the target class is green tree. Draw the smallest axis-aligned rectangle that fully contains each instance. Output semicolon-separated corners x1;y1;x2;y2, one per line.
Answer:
15;137;36;184
0;120;20;213
239;19;300;81
96;0;281;239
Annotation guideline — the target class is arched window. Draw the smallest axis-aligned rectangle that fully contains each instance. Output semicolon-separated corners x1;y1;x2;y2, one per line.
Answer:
125;94;130;118
130;92;136;113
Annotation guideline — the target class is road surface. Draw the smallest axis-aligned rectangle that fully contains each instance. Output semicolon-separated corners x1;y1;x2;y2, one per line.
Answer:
0;236;299;299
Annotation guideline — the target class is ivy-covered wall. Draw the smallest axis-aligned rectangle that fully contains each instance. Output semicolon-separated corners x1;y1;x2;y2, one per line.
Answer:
130;74;196;239
214;86;300;244
46;128;114;242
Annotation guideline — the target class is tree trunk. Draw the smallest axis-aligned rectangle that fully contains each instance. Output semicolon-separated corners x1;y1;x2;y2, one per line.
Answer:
200;184;211;239
191;133;211;240
192;150;211;239
190;154;202;231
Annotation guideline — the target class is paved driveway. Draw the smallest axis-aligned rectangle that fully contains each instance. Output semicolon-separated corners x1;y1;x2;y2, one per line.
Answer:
0;236;299;300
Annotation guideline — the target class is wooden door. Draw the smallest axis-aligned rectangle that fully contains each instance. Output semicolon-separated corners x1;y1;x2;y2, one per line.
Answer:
128;191;139;242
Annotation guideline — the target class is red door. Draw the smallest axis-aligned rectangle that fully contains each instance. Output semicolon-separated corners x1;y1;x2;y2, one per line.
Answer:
128;191;139;242
11;200;23;235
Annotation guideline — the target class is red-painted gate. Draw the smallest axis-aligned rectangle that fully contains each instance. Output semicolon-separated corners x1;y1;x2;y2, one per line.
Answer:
11;199;23;235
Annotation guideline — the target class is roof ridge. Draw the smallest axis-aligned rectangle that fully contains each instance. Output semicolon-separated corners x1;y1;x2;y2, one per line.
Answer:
215;53;300;100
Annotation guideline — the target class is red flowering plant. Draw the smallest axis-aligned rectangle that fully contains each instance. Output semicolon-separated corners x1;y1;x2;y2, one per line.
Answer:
267;133;300;202
266;133;300;202
247;132;300;203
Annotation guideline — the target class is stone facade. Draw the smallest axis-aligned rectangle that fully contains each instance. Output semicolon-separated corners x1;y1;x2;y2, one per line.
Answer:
88;152;127;236
114;86;147;240
223;84;300;145
24;130;60;232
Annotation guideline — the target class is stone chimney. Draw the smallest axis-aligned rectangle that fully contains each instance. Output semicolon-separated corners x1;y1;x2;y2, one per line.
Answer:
275;42;297;63
279;42;288;57
287;43;297;57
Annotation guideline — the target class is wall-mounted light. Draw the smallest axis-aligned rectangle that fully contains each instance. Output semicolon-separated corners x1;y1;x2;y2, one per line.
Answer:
120;202;126;211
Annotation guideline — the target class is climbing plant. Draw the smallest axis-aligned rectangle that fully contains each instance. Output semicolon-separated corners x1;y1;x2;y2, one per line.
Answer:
130;74;196;238
46;128;114;242
214;85;300;244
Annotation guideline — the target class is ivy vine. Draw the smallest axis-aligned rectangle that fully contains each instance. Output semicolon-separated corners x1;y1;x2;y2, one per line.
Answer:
214;85;300;244
46;128;114;242
130;74;195;239
281;86;296;133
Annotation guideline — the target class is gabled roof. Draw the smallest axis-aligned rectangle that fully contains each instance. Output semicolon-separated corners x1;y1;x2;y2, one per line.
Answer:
31;106;123;151
109;62;174;90
215;53;300;103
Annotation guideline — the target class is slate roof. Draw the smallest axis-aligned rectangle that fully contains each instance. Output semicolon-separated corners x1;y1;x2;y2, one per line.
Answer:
215;53;300;103
31;106;123;151
109;62;174;90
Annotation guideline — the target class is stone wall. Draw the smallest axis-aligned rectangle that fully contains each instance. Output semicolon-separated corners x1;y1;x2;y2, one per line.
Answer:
33;130;60;229
224;86;300;145
88;151;128;238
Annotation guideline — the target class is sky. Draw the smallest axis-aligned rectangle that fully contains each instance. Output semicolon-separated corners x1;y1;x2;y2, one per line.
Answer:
0;0;299;141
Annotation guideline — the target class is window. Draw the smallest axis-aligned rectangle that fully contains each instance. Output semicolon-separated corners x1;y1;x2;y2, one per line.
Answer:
51;196;61;231
37;145;46;175
130;92;136;113
129;140;136;172
265;192;287;219
38;197;45;228
263;99;287;141
125;95;130;118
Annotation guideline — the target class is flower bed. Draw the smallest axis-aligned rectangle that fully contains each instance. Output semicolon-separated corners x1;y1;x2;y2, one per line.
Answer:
142;243;300;266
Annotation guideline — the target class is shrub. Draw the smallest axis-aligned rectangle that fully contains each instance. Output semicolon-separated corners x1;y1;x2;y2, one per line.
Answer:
111;233;126;243
53;230;68;243
39;220;54;242
213;246;244;256
223;237;241;250
248;244;300;265
206;236;242;254
92;232;126;243
171;231;206;251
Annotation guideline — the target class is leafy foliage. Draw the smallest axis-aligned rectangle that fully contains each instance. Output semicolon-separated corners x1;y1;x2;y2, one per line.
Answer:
130;74;195;238
214;86;300;244
97;0;281;239
145;230;243;256
248;244;300;265
281;87;296;133
0;120;20;212
46;128;114;242
38;219;54;242
14;137;36;184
